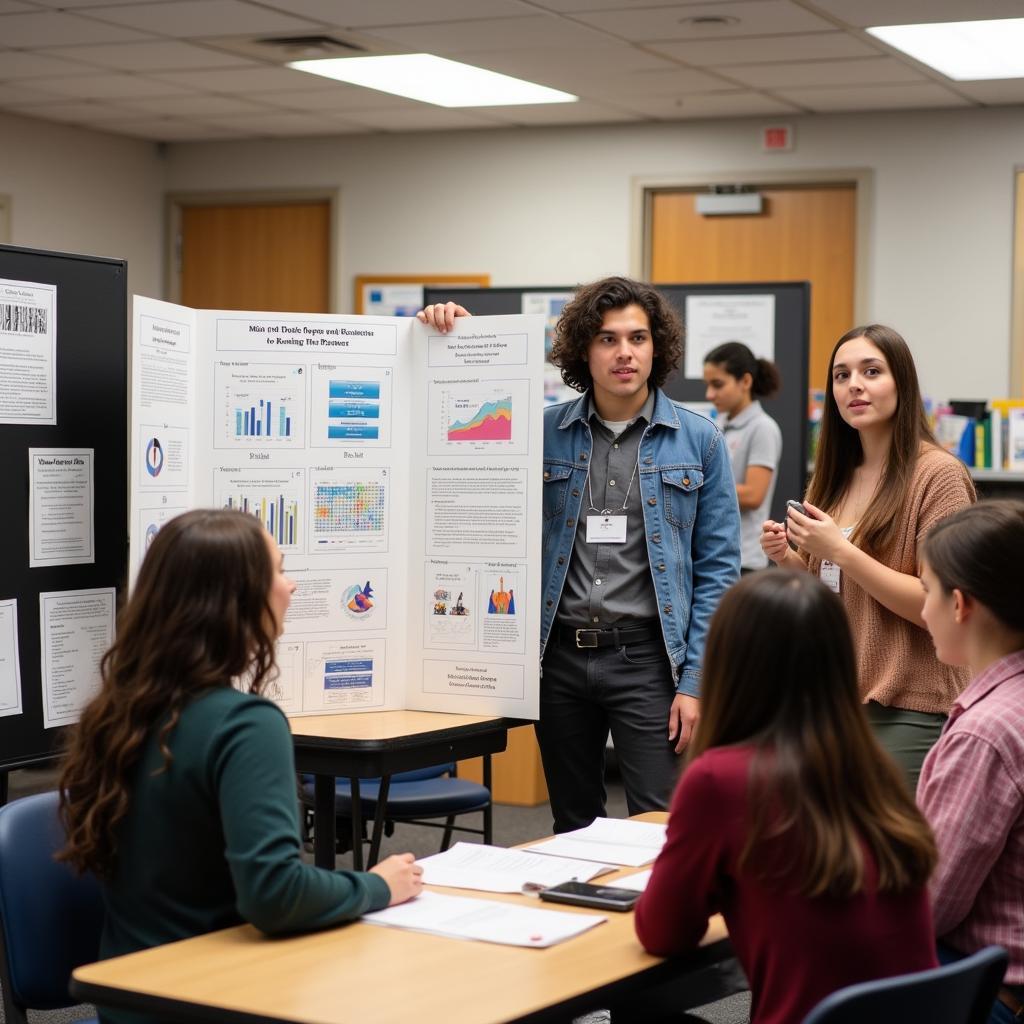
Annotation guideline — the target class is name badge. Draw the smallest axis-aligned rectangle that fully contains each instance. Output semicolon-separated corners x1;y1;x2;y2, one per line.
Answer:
819;559;841;593
586;515;627;544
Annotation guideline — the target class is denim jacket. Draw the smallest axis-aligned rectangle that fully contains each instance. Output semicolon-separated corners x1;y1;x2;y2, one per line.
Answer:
541;388;740;697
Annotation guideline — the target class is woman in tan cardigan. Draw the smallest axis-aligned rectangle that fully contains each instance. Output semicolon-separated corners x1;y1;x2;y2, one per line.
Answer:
761;324;974;789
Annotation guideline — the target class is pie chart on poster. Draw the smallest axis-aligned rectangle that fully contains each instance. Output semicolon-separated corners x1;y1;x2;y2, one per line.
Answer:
145;437;164;477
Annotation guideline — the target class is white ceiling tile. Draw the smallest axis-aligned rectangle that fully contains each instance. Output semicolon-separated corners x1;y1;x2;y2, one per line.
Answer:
360;14;615;52
457;43;673;77
723;56;929;88
0;80;66;103
613;89;801;118
251;84;419;112
85;0;320;38
42;40;255;72
776;81;973;111
0;49;110;78
0;9;154;45
476;98;643;124
117;91;266;115
99;116;249;140
648;31;879;66
571;1;837;42
6;99;140;122
29;71;196;98
530;0;754;9
198;109;371;135
259;0;534;28
807;0;1021;29
337;105;506;130
151;64;334;93
0;1;35;13
952;78;1024;104
27;0;171;8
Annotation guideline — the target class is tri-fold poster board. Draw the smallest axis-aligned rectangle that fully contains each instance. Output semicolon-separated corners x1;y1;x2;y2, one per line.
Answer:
131;297;545;720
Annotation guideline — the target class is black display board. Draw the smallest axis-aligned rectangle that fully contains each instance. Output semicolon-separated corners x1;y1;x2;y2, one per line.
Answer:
0;245;128;785
423;282;810;524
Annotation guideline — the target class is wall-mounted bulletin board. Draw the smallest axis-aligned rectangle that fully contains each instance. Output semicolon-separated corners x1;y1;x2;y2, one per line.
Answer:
354;274;490;316
0;244;128;801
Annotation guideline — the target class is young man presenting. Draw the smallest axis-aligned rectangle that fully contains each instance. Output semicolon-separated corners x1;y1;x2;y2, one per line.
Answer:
420;277;740;832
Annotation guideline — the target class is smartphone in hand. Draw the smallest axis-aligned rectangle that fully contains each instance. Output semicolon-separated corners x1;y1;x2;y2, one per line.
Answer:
785;500;807;549
538;881;640;912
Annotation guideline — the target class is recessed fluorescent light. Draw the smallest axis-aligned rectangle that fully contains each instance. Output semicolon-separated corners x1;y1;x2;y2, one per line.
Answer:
867;18;1024;80
288;54;577;107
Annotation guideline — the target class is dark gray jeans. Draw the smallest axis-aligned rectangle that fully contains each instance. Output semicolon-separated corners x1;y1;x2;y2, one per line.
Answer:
536;636;682;834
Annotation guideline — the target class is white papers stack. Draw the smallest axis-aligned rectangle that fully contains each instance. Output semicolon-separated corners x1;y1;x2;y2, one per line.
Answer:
525;817;668;867
364;890;606;948
418;842;615;893
609;869;652;892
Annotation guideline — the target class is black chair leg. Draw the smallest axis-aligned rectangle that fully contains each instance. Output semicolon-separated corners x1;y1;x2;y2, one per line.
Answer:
483;754;493;845
440;815;456;852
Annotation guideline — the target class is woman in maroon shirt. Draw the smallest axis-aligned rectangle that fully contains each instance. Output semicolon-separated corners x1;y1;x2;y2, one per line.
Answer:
635;572;939;1024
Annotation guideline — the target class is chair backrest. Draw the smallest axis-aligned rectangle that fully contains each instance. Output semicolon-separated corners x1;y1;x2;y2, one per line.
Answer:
802;946;1009;1024
0;791;105;1019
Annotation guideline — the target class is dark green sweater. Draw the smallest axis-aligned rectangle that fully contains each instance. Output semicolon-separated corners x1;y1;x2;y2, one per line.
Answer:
98;687;389;1022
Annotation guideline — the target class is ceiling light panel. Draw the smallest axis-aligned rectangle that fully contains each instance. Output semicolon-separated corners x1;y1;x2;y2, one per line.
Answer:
290;54;577;107
867;18;1024;80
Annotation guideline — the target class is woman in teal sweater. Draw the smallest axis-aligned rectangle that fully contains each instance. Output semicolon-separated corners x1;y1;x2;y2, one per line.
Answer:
58;510;421;1000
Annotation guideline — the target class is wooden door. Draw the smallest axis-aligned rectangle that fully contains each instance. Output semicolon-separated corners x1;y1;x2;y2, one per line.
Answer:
649;185;856;389
178;201;330;312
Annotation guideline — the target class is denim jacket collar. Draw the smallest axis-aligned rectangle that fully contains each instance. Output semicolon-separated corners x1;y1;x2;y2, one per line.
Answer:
557;388;681;431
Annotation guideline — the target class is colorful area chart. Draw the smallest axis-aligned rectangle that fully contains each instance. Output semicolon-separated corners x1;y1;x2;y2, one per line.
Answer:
448;397;512;442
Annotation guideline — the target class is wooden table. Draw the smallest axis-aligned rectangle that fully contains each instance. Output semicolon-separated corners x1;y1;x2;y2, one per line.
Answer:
72;814;731;1024
289;711;523;870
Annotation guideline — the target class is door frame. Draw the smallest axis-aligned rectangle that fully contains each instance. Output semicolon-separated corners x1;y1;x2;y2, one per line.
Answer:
629;168;873;325
164;188;339;310
1011;168;1024;397
0;195;10;243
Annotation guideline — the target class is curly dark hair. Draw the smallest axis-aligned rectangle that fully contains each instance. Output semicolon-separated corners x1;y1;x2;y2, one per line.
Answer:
57;508;279;878
550;276;684;393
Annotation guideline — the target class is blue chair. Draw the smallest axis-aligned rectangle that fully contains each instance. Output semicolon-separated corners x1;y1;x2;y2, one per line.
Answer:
802;945;1008;1024
301;757;492;867
0;792;104;1024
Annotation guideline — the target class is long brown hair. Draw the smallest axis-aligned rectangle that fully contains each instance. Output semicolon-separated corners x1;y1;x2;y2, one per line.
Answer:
58;509;279;878
691;572;936;897
551;276;683;392
923;500;1024;633
806;324;938;556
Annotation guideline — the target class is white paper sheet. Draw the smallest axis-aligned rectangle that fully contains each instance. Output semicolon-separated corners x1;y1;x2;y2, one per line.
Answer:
130;298;546;720
525;818;668;867
39;587;115;729
0;599;24;720
418;842;615;893
610;869;652;892
0;277;57;425
684;294;776;380
29;448;95;567
364;890;606;947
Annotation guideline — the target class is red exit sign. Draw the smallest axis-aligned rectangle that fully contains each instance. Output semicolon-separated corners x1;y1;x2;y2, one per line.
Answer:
762;124;794;152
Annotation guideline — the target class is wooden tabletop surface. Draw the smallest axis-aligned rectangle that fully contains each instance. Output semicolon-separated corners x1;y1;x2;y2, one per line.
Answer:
288;710;509;742
73;813;729;1024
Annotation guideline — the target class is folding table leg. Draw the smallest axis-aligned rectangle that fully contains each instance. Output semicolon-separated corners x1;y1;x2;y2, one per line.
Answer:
313;774;336;869
366;775;391;868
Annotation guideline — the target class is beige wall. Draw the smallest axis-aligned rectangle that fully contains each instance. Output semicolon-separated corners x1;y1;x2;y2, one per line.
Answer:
3;104;1023;401
0;110;164;302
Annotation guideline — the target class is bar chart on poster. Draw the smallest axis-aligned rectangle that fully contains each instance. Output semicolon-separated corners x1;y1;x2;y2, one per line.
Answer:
130;297;546;720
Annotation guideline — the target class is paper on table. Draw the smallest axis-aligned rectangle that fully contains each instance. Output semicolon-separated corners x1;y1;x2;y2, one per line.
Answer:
363;890;606;948
524;817;667;867
610;869;652;892
418;842;615;893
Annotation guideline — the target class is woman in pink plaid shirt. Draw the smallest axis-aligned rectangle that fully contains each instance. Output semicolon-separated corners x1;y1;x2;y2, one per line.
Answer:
918;500;1024;1024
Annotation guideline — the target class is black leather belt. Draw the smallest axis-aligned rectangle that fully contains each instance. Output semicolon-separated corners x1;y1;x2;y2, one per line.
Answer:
557;621;661;649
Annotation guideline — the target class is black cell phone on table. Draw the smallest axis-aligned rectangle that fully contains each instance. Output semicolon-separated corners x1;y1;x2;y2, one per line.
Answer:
538;881;640;911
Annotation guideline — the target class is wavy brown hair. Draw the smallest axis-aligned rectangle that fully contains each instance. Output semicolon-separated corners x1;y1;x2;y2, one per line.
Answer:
551;276;683;393
806;324;938;556
690;571;936;897
58;509;279;878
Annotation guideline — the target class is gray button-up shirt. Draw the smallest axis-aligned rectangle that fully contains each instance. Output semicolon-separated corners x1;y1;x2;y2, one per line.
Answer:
556;391;659;627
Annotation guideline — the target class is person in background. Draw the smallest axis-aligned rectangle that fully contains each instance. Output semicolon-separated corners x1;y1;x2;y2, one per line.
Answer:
635;571;938;1024
703;341;782;573
760;324;975;789
918;501;1024;1024
58;509;421;1024
419;278;740;833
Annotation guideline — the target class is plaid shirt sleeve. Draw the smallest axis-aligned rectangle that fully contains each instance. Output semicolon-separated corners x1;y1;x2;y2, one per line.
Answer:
918;729;1019;937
